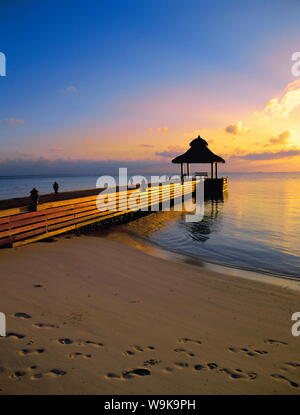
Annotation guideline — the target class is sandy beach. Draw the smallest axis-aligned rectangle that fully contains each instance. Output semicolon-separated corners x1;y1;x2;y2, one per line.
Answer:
0;233;300;395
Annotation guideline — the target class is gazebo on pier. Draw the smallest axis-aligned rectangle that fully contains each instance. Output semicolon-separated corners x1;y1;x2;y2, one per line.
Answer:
172;135;225;179
172;135;227;197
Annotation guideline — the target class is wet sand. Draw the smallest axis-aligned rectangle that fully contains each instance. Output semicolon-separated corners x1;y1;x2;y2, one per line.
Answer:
0;234;300;394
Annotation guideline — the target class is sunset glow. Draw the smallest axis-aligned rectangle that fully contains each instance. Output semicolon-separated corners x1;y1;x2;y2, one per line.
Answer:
1;0;300;174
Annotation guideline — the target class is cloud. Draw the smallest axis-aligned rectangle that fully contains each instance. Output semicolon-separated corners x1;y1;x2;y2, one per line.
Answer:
49;147;64;153
225;120;249;135
0;157;176;176
155;146;184;158
232;149;300;161
155;151;180;157
3;118;25;126
138;143;154;148
260;80;300;118
269;130;291;145
63;84;77;93
14;151;33;158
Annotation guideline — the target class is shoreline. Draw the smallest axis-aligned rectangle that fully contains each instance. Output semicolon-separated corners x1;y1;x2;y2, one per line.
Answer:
0;233;300;394
101;227;300;293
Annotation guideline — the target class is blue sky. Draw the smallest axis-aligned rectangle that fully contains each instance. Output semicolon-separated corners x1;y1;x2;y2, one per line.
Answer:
1;0;300;174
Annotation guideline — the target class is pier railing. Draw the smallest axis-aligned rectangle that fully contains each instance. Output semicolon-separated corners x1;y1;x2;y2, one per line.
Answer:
0;179;197;248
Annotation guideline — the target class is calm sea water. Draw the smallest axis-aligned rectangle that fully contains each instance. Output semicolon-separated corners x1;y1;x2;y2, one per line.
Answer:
0;173;299;279
0;175;101;200
120;172;300;280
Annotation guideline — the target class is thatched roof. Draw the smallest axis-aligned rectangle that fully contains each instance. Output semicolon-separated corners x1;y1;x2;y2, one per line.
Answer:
172;136;225;164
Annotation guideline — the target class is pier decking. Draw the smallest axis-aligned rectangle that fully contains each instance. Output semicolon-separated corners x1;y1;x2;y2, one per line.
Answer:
0;179;201;248
0;177;228;248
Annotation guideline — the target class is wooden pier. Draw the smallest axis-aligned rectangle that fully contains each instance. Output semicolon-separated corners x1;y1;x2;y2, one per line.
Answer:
0;133;228;248
204;177;228;197
0;176;228;248
0;179;201;248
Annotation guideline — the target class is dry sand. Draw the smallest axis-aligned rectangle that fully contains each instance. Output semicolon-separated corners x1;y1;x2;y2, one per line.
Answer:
0;233;300;395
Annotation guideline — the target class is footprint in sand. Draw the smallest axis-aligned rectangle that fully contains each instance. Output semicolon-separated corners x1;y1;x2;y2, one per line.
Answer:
271;373;299;388
174;348;195;358
124;345;155;355
143;359;161;367
105;373;122;380
30;373;44;380
46;369;67;378
194;362;219;371
131;344;155;352
8;366;67;381
33;323;59;329
105;368;151;380
174;362;189;369
194;362;256;380
227;347;239;353
68;352;92;359
162;362;189;373
122;368;151;379
124;350;135;356
264;339;288;346
57;338;74;345
253;349;269;355
33;284;44;288
29;368;67;380
227;346;268;357
163;367;175;373
10;370;27;380
14;313;32;319
18;348;45;356
5;332;26;340
78;340;104;348
284;362;300;368
219;367;257;380
178;338;202;345
56;338;104;347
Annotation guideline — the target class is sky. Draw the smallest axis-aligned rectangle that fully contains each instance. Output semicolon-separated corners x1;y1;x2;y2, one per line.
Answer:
1;0;300;175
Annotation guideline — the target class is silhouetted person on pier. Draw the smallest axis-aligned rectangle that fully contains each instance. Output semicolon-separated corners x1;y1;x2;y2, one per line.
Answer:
53;181;59;194
30;188;39;211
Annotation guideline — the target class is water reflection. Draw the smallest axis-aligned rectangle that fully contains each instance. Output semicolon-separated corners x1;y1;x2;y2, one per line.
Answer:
183;199;224;243
111;174;300;279
111;194;227;254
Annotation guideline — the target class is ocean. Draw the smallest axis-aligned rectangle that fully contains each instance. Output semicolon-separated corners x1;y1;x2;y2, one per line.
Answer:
114;172;300;280
0;172;299;279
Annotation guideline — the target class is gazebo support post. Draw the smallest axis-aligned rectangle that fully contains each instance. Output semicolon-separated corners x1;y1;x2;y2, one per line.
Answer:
180;163;184;178
211;163;213;179
187;163;190;176
215;162;218;179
